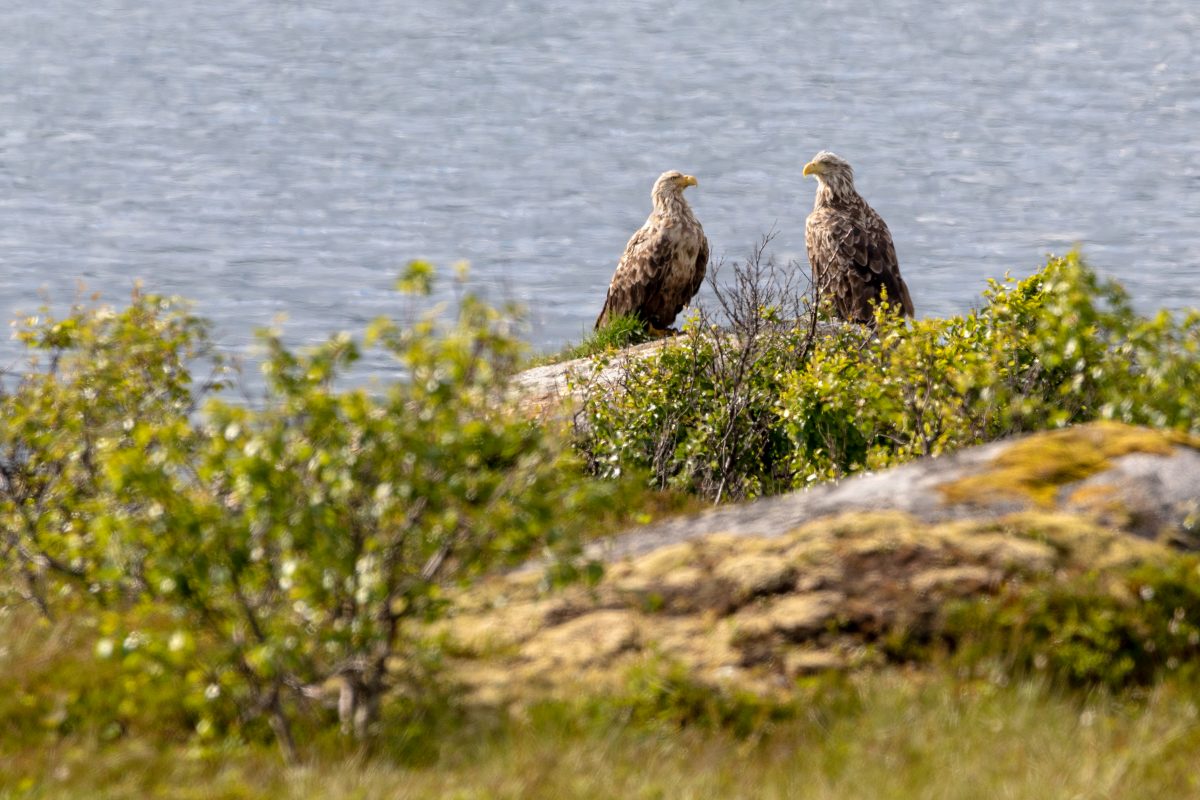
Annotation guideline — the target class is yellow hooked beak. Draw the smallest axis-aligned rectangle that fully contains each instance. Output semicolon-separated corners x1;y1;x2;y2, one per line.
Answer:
802;161;821;177
680;174;698;187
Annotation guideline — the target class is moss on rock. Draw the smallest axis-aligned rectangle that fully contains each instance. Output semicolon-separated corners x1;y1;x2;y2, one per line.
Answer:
438;498;1191;707
939;422;1182;508
431;424;1200;709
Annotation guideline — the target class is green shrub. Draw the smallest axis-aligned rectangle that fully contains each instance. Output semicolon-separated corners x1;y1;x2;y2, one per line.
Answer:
3;252;1199;762
0;289;223;613
0;266;619;762
525;659;800;740
578;251;1200;499
947;557;1200;690
577;243;820;501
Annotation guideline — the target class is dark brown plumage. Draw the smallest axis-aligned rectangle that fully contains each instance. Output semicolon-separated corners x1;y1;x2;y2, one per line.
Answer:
803;151;914;323
595;170;709;333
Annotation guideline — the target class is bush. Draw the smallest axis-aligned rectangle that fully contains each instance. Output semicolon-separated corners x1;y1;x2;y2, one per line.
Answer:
577;251;1200;499
947;557;1200;690
0;289;223;614
577;237;823;501
526;658;802;740
3;251;1199;761
0;267;618;762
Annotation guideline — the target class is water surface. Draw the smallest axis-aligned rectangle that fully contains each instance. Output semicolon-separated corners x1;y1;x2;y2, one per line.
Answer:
2;0;1197;373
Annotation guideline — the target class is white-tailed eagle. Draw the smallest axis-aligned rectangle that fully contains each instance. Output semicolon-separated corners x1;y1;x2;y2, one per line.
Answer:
595;170;709;334
803;151;914;323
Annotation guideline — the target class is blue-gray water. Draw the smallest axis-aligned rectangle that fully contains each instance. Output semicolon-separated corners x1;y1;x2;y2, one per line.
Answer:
2;0;1198;373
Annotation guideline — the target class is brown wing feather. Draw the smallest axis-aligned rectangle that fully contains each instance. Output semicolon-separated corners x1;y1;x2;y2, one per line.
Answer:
595;224;674;330
806;203;913;323
857;207;913;318
805;211;832;303
684;232;709;304
638;222;707;329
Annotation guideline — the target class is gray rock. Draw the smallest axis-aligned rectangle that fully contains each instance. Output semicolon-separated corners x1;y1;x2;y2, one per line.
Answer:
1063;449;1200;543
587;425;1200;562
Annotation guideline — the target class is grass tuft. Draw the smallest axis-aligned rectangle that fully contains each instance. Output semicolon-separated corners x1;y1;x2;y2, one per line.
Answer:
527;314;651;366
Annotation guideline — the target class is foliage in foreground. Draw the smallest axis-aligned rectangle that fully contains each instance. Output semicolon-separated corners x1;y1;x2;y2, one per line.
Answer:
0;268;624;761
3;654;1200;799
579;251;1200;501
947;556;1200;691
3;250;1200;766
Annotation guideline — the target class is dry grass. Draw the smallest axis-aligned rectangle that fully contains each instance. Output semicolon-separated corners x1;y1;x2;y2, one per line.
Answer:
3;671;1199;799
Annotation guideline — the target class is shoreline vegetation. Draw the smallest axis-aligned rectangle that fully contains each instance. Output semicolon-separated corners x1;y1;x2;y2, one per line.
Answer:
2;251;1200;797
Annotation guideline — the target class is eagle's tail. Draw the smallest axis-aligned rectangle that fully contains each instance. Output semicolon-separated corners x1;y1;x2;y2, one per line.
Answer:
594;294;612;331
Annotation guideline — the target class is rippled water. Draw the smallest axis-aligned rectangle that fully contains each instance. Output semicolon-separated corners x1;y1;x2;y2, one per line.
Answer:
2;0;1198;373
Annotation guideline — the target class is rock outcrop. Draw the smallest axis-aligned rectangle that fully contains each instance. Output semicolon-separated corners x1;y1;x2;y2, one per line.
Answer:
510;322;844;418
591;422;1200;560
436;422;1200;705
509;339;671;418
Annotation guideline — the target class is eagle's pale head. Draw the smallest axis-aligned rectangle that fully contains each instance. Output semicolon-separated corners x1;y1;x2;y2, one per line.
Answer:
803;151;856;201
655;169;698;190
651;170;699;214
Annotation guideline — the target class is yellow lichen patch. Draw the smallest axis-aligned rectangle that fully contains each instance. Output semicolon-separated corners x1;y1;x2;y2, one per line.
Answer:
520;609;641;670
1164;428;1200;450
780;511;925;567
937;523;1058;573
622;541;699;579
939;422;1179;508
697;532;789;559
909;566;999;597
787;511;923;543
778;513;958;576
1066;482;1120;509
732;591;845;644
1064;482;1137;531
712;553;798;602
980;511;1170;571
438;603;548;658
639;615;743;678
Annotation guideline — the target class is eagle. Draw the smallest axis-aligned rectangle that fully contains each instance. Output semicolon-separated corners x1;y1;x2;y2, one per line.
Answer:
595;170;709;334
803;151;914;323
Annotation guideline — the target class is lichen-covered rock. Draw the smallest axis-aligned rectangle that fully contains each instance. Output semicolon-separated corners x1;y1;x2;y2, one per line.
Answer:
1064;449;1200;543
590;422;1200;562
712;554;797;603
436;423;1198;708
439;509;1100;704
736;591;844;643
939;423;1185;508
510;338;680;418
521;609;640;669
